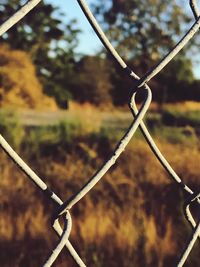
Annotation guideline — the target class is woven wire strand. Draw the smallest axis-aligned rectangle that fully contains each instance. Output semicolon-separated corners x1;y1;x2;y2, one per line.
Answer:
0;1;200;266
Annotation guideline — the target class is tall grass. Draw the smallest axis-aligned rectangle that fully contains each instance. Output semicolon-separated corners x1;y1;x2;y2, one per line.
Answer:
0;104;200;266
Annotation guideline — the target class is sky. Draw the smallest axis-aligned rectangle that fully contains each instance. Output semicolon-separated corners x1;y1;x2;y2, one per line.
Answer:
47;0;102;55
46;0;200;78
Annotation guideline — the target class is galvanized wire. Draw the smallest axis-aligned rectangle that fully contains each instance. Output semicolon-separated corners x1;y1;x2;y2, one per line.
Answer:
0;0;200;266
178;219;200;267
190;0;200;19
0;0;42;37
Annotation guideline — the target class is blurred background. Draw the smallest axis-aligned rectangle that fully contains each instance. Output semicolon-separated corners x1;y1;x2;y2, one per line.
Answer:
0;0;200;266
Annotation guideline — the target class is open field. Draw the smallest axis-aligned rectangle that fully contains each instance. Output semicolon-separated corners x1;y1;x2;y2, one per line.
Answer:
0;102;200;266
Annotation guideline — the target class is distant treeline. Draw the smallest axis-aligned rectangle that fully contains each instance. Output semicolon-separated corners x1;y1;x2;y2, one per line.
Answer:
0;0;200;108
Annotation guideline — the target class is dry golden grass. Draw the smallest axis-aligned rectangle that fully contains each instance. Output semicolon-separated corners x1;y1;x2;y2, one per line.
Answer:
0;45;57;110
164;101;200;112
0;133;199;266
150;101;200;112
0;96;199;266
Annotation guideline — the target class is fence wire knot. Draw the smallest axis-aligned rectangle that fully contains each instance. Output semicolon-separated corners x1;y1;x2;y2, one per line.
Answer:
0;0;200;266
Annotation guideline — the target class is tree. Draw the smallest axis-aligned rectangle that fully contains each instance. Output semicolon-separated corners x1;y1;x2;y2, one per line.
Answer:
0;44;56;109
0;1;80;108
154;56;194;103
71;56;113;105
93;0;191;65
92;0;196;104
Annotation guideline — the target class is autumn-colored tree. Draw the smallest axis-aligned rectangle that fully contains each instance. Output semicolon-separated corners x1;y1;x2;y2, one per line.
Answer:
0;45;56;109
0;1;80;108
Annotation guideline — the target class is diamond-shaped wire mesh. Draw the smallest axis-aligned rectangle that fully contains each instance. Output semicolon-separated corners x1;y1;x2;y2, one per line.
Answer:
0;1;200;266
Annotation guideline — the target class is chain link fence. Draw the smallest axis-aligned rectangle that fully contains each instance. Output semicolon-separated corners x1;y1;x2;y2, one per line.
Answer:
0;0;200;266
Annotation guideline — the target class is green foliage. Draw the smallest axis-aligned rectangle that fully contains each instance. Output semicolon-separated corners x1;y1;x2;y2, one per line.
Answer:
162;109;200;127
146;113;162;131
71;56;113;105
0;1;80;108
93;0;191;64
154;56;194;103
151;126;197;145
0;108;24;150
93;0;196;105
0;1;199;107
